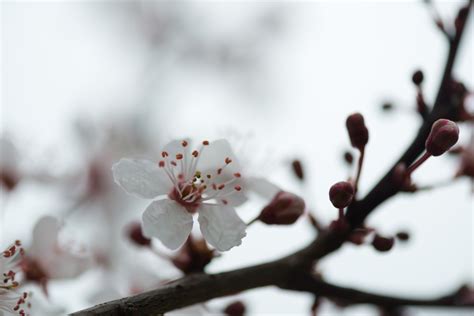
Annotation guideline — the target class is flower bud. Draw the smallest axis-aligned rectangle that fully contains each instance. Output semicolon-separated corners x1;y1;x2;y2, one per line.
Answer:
329;181;354;209
395;231;410;242
346;113;369;151
127;222;151;247
343;151;354;165
171;237;215;274
291;159;304;181
223;301;246;316
412;70;424;86
259;191;305;225
371;234;394;252
425;119;460;156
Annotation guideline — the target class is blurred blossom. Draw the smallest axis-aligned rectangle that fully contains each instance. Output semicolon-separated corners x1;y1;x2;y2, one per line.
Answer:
21;216;92;295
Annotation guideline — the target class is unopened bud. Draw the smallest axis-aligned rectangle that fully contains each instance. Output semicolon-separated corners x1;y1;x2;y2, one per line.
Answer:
343;151;354;165
329;181;354;209
171;237;215;274
395;231;410;242
346;113;369;151
259;191;305;225
372;234;395;252
425;119;459;156
455;6;469;33
127;222;151;247
291;159;304;181
223;301;246;316
412;70;424;86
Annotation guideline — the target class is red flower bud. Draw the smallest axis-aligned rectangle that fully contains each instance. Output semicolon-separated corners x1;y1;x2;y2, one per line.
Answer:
412;70;424;86
395;231;410;242
127;222;151;247
259;191;305;225
372;234;395;252
329;181;354;209
171;237;216;274
425;119;459;156
223;301;246;316
291;159;304;181
343;151;354;165
346;113;369;151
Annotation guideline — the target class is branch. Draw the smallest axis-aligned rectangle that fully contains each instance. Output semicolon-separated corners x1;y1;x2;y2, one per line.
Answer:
283;272;474;309
71;2;472;315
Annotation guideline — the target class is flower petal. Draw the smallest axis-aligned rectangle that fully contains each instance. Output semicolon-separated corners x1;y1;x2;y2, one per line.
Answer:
246;177;281;200
142;199;193;250
30;216;60;257
162;139;191;161
198;204;246;251
197;139;241;175
112;158;169;199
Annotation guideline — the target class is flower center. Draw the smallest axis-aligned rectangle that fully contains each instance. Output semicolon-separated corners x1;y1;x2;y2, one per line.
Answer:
158;140;244;209
169;182;203;213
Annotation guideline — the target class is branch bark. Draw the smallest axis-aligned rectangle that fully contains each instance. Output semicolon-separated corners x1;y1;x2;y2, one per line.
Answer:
71;2;473;315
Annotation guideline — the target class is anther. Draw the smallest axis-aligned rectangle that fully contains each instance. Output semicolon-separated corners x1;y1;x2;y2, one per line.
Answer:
176;153;184;160
202;140;209;145
158;161;165;168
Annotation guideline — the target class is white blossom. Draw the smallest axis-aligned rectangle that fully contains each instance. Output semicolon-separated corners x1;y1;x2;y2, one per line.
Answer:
113;139;249;251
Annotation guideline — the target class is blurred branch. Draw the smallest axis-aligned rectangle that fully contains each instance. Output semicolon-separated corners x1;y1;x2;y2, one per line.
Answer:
71;2;472;315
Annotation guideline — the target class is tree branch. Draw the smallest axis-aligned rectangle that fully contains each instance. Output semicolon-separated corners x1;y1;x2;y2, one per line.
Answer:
71;2;472;315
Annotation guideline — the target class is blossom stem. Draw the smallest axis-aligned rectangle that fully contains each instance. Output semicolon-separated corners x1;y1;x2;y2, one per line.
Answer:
246;216;260;226
407;151;431;175
353;148;365;194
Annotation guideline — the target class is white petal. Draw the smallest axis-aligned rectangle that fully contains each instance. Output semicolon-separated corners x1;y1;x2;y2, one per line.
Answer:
198;204;246;251
142;199;193;250
197;139;241;174
30;216;60;257
162;139;191;161
44;252;91;279
112;158;169;199
246;177;281;200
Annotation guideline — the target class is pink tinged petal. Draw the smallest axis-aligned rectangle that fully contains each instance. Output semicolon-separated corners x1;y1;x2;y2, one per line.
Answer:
197;139;241;174
198;205;246;252
30;216;60;257
46;251;92;279
112;158;169;199
142;199;193;250
246;177;281;200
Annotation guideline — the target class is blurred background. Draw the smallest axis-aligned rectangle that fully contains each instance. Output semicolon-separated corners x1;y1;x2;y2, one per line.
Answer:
1;0;473;315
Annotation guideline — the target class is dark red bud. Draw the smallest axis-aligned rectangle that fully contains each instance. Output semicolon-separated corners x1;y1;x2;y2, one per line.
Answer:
223;301;246;316
455;6;469;33
412;70;424;86
127;222;151;247
346;113;369;151
395;231;410;242
291;159;304;181
259;191;305;225
0;170;19;191
372;234;395;252
329;181;354;209
343;151;354;165
425;119;459;156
